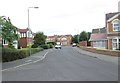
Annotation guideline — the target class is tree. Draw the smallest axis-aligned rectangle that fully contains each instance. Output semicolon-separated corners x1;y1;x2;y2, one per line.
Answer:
86;32;91;42
79;31;91;42
33;32;46;47
1;16;19;48
0;16;5;37
72;34;79;43
79;31;87;41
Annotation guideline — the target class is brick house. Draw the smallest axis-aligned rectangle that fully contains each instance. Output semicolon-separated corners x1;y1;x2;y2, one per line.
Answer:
106;12;120;50
89;12;120;50
2;30;20;49
46;35;57;43
2;28;34;48
57;35;72;46
46;35;72;46
18;28;33;48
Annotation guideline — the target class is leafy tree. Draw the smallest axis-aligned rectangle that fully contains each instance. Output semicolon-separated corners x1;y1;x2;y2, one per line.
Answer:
79;31;91;42
86;32;91;42
79;31;87;41
33;32;46;47
0;16;5;37
1;16;19;48
72;34;79;43
72;31;91;43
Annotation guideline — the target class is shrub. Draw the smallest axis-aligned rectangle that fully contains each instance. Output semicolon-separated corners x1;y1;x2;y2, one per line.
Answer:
2;47;43;62
17;42;21;49
47;42;55;45
40;44;50;49
31;44;39;48
49;44;53;48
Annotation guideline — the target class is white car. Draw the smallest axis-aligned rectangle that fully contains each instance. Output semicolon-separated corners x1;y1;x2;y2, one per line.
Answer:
72;43;77;47
55;44;61;49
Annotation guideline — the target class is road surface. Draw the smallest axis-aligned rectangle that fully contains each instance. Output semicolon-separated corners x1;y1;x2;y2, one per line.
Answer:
2;46;118;81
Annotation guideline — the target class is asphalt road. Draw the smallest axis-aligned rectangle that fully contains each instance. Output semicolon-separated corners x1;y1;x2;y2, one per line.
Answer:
2;46;118;81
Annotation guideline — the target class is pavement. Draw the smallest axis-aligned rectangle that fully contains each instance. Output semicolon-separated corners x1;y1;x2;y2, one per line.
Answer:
74;47;118;64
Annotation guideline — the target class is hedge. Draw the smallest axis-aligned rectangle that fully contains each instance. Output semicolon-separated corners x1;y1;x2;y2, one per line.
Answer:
2;48;43;62
47;42;56;45
40;44;50;49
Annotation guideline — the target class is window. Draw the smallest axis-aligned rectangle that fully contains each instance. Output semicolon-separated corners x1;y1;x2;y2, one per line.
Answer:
93;40;106;48
112;39;117;49
93;41;97;47
21;32;26;38
2;39;8;45
112;19;120;31
13;41;17;44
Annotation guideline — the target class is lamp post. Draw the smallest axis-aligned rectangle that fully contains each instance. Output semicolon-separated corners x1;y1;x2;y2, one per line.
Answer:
28;7;39;56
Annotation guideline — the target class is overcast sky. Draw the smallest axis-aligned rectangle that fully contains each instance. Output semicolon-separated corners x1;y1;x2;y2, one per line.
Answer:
0;0;119;36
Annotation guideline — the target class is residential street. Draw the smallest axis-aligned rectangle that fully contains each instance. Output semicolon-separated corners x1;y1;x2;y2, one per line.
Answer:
2;46;118;81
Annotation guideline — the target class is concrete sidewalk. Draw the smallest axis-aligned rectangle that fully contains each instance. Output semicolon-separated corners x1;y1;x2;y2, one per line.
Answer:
74;47;118;64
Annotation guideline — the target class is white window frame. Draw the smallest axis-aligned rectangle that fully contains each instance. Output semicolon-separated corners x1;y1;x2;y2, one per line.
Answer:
2;39;8;45
93;40;106;49
112;19;120;31
112;38;120;50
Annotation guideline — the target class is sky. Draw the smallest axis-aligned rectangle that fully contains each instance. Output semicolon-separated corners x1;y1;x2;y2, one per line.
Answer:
0;0;120;36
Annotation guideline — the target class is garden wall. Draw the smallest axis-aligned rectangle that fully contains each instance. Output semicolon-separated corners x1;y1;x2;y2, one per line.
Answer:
79;46;120;57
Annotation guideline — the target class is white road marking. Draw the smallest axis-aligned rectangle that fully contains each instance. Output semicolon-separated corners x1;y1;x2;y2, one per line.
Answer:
1;51;49;72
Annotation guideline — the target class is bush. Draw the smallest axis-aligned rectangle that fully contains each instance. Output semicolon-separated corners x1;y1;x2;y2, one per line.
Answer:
2;48;43;62
2;48;29;62
17;42;21;49
31;48;43;54
49;44;53;48
31;44;39;48
40;44;50;49
47;42;55;45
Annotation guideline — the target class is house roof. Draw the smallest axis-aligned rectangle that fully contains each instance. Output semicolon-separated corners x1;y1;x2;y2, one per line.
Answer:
47;36;56;38
92;29;99;33
106;12;119;21
89;33;107;41
100;27;106;33
107;12;120;22
92;27;106;33
19;28;29;33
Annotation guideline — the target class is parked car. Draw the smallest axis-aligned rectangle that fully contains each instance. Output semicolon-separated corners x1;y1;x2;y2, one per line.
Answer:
55;44;61;49
72;43;77;47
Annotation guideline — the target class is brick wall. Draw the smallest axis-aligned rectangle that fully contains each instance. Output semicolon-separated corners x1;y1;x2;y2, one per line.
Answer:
79;41;91;46
79;41;87;46
19;38;27;48
108;39;112;50
79;46;120;57
108;22;113;32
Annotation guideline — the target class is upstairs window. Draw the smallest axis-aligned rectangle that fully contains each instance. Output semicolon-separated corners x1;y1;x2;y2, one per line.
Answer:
112;19;120;31
2;39;8;45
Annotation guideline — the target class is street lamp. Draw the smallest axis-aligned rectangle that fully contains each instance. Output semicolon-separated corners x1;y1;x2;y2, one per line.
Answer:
28;7;39;56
